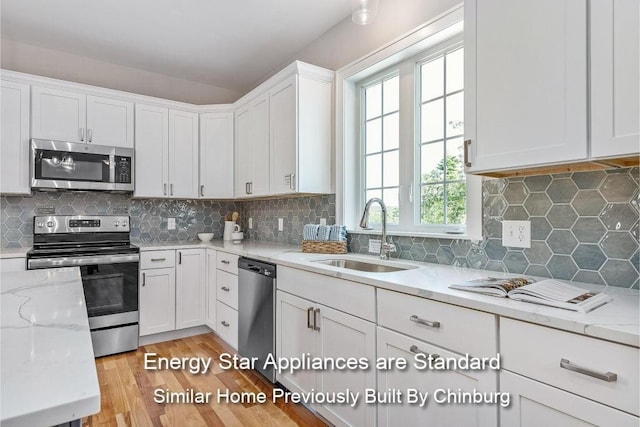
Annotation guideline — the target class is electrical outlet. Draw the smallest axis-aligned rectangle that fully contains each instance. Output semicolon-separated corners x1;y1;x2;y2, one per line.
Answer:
278;218;284;232
502;220;531;248
167;218;176;230
248;218;253;229
368;239;381;253
319;218;327;225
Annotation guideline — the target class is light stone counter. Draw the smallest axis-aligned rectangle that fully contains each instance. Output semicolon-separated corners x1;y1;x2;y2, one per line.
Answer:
136;240;640;347
0;247;30;259
0;267;100;427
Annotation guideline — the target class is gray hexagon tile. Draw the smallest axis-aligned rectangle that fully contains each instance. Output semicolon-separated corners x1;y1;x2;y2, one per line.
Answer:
571;190;606;216
524;264;551;278
600;231;637;259
524;175;552;192
600;174;636;202
573;270;605;286
546;179;578;203
503;206;529;220
572;218;606;243
571;244;606;270
547;230;578;255
546;255;578;280
524;241;552;265
572;171;605;190
503;182;528;204
530;217;552;240
600;260;638;287
524;193;551;216
547;205;578;229
504;251;528;273
600;203;637;231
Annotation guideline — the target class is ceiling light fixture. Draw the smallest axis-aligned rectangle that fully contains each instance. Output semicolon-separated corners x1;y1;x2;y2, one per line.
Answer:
351;0;379;25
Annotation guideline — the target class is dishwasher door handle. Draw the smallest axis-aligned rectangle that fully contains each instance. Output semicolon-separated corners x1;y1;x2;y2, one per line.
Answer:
307;307;314;329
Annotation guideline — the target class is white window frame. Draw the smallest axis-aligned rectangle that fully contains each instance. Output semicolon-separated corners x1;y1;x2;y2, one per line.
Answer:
335;4;482;240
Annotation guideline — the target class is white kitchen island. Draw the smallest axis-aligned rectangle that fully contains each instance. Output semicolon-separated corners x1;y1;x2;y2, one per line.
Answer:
0;267;100;427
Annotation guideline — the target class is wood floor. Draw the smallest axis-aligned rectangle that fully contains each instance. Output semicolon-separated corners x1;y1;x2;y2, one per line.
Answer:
83;333;328;427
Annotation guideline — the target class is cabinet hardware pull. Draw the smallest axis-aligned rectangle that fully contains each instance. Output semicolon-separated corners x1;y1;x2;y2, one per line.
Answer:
150;258;166;262
409;345;440;361
164;183;167;195
245;182;249;194
289;174;295;191
142;272;146;286
87;128;93;142
221;286;230;292
560;358;617;382
170;183;174;196
178;252;182;264
79;128;85;142
200;185;204;197
410;315;440;328
463;139;472;167
313;308;321;331
221;260;230;264
307;307;314;329
221;321;230;327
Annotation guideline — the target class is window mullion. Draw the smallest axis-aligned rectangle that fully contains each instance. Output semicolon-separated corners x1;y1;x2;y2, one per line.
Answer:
397;61;414;229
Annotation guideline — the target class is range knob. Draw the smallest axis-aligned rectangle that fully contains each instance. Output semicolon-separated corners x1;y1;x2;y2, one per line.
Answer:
37;221;45;228
114;221;120;227
46;221;54;227
121;221;128;227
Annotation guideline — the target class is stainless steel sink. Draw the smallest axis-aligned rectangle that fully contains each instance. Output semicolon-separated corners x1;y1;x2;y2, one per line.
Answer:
313;258;417;273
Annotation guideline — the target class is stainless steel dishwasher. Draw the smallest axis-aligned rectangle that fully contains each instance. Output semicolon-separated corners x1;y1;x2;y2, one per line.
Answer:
238;257;276;383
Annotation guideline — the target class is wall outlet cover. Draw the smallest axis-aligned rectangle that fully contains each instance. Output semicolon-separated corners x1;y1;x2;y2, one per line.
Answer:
248;218;253;229
319;218;327;226
278;218;284;232
167;217;176;230
368;239;381;254
502;220;531;248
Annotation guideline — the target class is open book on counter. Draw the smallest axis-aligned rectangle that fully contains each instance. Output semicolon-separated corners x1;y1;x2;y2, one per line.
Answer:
449;277;612;313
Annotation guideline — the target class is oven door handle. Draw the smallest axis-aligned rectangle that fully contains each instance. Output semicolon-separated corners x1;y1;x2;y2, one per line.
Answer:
28;254;140;269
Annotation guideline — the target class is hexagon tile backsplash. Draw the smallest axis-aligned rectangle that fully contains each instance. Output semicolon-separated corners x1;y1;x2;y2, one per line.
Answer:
1;168;638;288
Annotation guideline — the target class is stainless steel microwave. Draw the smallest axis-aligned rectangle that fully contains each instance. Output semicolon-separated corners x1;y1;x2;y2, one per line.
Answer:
31;139;134;192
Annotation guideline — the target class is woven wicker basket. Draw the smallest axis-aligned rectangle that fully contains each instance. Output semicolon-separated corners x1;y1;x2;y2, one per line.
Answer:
302;240;348;254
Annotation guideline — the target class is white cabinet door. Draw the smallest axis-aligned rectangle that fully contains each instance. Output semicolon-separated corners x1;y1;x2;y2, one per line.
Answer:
377;327;498;427
270;76;297;195
200;112;233;198
1;80;30;194
590;0;639;159
86;95;134;148
31;86;86;142
275;291;317;394
206;250;217;331
168;109;199;198
250;95;270;196
465;0;588;173
234;105;253;197
175;249;206;329
139;268;176;336
134;104;169;198
316;304;376;427
501;371;639;427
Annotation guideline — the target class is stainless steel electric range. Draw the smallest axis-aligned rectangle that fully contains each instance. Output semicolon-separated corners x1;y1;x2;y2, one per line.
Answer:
27;215;139;357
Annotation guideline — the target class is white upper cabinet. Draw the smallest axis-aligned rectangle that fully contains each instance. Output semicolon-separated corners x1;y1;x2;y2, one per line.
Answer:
200;111;234;198
32;86;133;147
134;104;169;198
234;94;269;197
1;79;30;195
465;0;588;173
168;109;199;198
85;95;134;148
590;0;639;159
269;77;297;194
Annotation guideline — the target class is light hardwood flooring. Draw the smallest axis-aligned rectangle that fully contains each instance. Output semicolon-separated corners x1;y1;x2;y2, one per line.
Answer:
83;333;328;427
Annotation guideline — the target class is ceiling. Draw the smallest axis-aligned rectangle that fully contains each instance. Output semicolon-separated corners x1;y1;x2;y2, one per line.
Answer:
0;0;353;93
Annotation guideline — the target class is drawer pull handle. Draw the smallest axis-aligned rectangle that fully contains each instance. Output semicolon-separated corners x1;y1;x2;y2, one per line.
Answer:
409;345;440;361
150;258;166;262
221;286;230;292
307;307;314;329
313;308;321;331
410;315;441;328
142;272;146;286
221;260;230;264
221;321;230;327
560;358;617;382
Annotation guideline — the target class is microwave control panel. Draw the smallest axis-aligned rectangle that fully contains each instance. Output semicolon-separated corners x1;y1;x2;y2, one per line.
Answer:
114;156;132;183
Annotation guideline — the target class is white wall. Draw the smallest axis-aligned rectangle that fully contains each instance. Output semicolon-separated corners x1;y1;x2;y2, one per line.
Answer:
0;39;241;104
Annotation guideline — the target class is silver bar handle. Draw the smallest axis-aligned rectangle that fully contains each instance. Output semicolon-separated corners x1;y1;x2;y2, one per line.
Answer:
289;174;295;191
220;260;230;265
245;182;249;195
307;307;314;329
142;272;146;286
464;139;472;167
200;185;204;197
178;251;182;264
560;358;617;382
410;314;441;328
170;183;174;196
164;183;167;196
313;308;320;331
221;321;230;327
150;258;166;262
221;286;230;292
409;345;440;361
79;128;85;142
28;253;139;269
87;128;93;142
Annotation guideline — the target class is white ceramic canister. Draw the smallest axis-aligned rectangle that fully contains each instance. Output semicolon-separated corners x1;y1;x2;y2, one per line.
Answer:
223;221;241;240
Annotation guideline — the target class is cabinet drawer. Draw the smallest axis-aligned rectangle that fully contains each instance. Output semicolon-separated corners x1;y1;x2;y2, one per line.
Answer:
216;269;238;310
216;251;239;275
140;250;175;269
501;317;639;416
377;288;497;358
216;301;238;349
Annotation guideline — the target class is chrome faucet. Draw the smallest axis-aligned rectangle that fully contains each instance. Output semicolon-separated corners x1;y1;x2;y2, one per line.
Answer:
359;197;397;260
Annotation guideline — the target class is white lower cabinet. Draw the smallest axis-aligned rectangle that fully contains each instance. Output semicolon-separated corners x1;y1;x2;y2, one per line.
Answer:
376;327;498;427
276;290;376;427
140;267;176;336
216;300;238;349
175;249;206;329
500;371;638;427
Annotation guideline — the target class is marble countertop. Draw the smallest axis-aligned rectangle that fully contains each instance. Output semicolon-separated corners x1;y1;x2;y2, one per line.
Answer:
138;239;640;347
0;247;30;259
0;267;100;427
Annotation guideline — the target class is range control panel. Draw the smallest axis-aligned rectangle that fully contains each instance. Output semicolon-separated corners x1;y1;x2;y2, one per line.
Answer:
69;219;101;228
34;215;130;234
